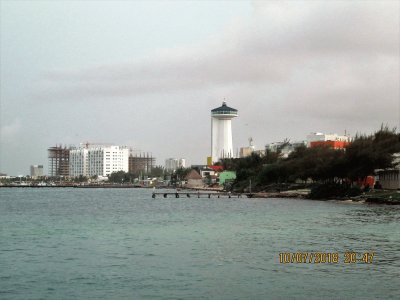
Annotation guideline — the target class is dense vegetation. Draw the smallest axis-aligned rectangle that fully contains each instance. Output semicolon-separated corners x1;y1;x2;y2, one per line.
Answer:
108;166;168;183
107;166;190;184
222;126;400;198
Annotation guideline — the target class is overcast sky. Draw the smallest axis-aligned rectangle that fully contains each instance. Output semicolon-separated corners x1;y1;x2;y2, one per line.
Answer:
1;0;399;175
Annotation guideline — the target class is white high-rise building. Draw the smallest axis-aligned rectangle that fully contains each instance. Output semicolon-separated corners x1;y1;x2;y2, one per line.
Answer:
69;144;129;177
69;148;89;177
211;102;238;163
165;158;186;172
30;165;44;178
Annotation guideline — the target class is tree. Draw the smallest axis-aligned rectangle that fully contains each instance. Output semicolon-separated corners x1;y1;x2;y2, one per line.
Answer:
175;167;190;180
170;167;191;186
345;126;400;181
228;126;400;192
264;149;281;164
149;166;164;178
74;175;88;183
108;171;132;183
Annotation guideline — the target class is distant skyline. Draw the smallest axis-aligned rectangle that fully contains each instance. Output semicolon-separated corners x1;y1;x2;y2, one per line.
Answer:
1;0;399;175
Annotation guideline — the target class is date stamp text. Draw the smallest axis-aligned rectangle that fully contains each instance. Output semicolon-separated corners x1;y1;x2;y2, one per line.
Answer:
279;252;375;264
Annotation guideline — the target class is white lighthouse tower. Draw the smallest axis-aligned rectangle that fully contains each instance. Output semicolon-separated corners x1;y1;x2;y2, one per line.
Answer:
211;101;238;163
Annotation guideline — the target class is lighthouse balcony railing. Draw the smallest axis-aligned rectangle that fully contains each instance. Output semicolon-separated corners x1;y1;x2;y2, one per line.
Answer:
211;111;238;116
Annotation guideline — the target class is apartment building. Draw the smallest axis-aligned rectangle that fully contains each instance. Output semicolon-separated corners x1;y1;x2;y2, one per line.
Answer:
69;144;129;177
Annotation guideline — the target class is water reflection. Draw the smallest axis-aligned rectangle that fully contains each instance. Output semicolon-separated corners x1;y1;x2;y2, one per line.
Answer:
345;206;400;224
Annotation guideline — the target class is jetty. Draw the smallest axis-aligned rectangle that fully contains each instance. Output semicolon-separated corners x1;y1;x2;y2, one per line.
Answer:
152;191;253;198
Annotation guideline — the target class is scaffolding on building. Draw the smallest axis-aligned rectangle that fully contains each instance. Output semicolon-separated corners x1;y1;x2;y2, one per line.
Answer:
128;151;155;176
48;145;70;177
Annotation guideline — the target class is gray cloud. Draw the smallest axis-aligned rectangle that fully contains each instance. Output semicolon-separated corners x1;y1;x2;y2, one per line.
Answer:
2;0;398;175
33;1;399;162
0;118;21;140
37;1;399;111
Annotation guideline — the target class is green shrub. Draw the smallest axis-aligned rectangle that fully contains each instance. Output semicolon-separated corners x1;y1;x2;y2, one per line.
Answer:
309;183;361;199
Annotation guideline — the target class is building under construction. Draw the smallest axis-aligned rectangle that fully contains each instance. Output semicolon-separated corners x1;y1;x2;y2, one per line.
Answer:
48;145;70;177
128;152;155;176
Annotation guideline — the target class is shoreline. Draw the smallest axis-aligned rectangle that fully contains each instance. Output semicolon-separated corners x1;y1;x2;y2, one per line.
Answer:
0;184;151;188
1;185;399;204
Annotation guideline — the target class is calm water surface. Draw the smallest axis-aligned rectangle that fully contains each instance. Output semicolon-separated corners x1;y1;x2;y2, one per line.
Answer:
0;188;399;299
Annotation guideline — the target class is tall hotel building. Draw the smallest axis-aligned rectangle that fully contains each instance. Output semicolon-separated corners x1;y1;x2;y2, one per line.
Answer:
69;144;129;177
69;147;88;177
30;165;44;178
165;158;186;172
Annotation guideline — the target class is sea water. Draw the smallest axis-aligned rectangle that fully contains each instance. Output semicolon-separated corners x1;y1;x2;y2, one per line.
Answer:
0;188;399;299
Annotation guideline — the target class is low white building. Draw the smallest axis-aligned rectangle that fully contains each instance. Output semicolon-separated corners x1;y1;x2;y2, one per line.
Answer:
378;170;400;189
69;144;129;177
377;153;400;190
240;137;256;158
265;141;306;158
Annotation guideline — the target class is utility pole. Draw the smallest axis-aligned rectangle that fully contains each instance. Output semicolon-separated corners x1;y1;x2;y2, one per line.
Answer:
249;179;252;194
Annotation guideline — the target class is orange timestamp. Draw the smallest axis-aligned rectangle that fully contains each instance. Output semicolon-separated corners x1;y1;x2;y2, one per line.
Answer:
279;252;375;264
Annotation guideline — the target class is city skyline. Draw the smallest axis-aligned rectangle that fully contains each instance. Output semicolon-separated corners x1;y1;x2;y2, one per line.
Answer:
1;1;399;175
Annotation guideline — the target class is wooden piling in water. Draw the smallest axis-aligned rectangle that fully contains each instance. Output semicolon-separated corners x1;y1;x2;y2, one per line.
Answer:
151;191;245;198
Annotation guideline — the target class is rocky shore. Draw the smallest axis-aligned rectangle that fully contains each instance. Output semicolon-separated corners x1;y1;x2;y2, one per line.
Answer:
242;188;400;205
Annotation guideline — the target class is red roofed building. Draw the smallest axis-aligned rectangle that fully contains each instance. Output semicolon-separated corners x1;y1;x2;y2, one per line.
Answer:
310;141;350;149
208;165;224;172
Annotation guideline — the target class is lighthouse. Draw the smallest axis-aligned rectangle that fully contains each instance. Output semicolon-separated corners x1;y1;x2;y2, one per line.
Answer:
211;101;238;163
